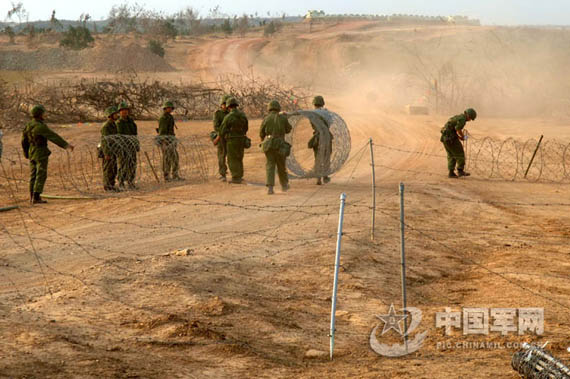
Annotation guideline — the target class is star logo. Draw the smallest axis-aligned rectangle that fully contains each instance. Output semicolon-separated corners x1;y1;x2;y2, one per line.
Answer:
376;304;408;336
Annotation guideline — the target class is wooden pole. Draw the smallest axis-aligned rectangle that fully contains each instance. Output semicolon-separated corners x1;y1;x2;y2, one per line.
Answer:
524;135;544;179
144;151;161;184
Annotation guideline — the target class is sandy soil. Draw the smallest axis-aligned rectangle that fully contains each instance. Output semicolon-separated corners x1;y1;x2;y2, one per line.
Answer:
1;21;569;378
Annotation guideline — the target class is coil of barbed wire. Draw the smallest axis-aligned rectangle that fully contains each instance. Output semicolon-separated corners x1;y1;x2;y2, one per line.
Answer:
285;109;351;178
0;135;212;197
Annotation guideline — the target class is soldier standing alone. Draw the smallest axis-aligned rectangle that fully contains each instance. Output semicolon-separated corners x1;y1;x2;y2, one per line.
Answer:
101;106;119;192
308;95;332;185
116;102;139;189
219;97;249;184
158;101;183;181
21;105;74;204
260;100;292;195
440;108;477;178
212;94;230;181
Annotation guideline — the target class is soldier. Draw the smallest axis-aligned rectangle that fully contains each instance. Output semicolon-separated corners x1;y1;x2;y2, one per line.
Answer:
116;102;139;190
219;97;249;184
101;106;120;191
440;108;477;178
157;101;183;181
308;95;332;185
260;100;292;195
212;94;230;181
21;105;74;204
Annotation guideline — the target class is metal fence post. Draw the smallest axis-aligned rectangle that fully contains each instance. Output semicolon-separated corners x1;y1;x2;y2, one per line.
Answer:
369;138;376;240
399;183;408;353
330;192;347;360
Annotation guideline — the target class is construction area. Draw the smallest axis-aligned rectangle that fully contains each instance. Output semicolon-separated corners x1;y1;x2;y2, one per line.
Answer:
0;9;569;378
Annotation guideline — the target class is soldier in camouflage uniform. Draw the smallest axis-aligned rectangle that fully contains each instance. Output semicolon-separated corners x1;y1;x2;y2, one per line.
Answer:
101;106;119;192
116;102;139;190
308;95;332;185
440;108;477;178
260;100;292;195
157;101;183;181
212;94;230;181
21;105;74;204
219;97;249;184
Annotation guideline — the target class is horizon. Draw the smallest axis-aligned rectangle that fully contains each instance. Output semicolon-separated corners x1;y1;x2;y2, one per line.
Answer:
0;1;569;26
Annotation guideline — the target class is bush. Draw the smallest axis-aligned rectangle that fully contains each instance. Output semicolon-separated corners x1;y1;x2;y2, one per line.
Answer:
148;39;165;57
221;19;232;35
60;26;94;50
263;21;277;37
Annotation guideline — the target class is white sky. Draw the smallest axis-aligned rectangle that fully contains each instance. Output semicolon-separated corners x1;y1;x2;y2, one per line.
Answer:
0;0;569;25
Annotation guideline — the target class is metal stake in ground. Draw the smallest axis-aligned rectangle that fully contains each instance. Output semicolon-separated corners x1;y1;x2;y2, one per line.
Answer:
369;138;376;240
399;183;409;353
524;135;544;179
330;192;347;360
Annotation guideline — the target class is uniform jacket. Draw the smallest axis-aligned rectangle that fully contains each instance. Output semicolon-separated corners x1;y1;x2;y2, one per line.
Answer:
441;114;466;143
220;109;249;139
21;119;68;161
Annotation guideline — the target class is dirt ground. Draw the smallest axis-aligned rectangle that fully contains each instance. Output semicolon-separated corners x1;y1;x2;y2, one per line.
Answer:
1;21;569;378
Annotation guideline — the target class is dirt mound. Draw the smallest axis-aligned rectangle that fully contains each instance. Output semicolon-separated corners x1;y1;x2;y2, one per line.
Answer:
0;43;174;73
82;42;175;73
0;48;82;71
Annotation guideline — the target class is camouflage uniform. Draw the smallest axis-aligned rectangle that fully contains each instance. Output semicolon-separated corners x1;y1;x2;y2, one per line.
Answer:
260;101;292;192
158;106;180;180
440;114;467;173
21;113;69;197
101;108;118;191
116;113;139;187
219;98;248;183
213;95;230;179
309;96;332;184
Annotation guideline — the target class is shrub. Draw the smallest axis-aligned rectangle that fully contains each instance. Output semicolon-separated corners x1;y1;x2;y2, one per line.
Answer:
148;39;165;57
59;26;94;50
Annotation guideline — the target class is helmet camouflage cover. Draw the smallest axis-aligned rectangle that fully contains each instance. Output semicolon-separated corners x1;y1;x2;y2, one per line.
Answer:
118;102;130;110
163;101;175;109
268;100;281;112
105;105;119;117
30;104;46;117
465;108;477;120
226;97;239;107
312;95;325;107
220;94;231;105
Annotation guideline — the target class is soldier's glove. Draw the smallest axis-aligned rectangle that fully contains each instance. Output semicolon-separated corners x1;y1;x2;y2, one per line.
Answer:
213;136;220;146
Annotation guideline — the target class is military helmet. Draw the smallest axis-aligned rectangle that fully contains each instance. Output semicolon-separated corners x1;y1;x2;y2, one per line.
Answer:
268;100;281;112
105;106;119;117
118;102;130;110
226;97;239;107
30;104;46;118
220;94;230;105
465;108;477;120
312;95;325;107
163;101;175;109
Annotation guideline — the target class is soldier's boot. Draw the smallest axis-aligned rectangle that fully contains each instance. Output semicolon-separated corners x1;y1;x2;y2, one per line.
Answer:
316;178;322;185
128;182;138;190
118;181;125;190
282;183;290;192
164;174;171;182
173;173;185;181
32;192;47;204
457;169;471;177
267;186;274;195
323;176;331;184
448;170;458;178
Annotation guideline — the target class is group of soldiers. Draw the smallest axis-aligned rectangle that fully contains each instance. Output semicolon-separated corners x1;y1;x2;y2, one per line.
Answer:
212;94;333;195
17;92;475;205
100;101;183;193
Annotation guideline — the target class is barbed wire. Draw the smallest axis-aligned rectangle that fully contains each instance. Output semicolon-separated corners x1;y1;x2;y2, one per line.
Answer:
374;135;570;183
